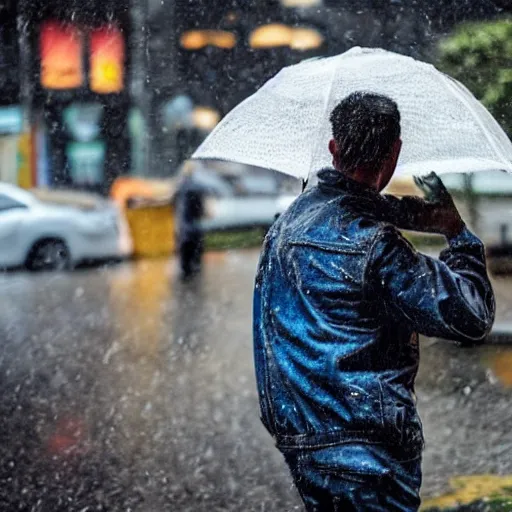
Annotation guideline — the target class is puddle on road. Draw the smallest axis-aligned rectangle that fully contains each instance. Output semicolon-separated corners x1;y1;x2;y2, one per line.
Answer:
484;349;512;388
422;475;512;510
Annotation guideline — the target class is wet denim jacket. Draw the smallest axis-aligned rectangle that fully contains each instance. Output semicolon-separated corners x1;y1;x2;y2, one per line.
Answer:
253;169;495;452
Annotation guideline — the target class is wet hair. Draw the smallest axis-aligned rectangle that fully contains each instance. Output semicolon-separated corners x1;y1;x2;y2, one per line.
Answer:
329;92;401;173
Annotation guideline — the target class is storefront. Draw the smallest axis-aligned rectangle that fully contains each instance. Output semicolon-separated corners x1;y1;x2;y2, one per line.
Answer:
17;0;141;195
36;16;130;193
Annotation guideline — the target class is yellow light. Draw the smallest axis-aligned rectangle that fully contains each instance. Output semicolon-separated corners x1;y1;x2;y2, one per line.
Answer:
180;31;207;50
209;31;237;49
250;24;324;51
281;0;321;6
180;30;236;50
192;107;220;131
249;24;293;49
290;27;324;50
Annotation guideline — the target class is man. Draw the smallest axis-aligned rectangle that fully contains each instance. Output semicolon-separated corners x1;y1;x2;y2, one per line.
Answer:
175;163;206;279
253;92;495;511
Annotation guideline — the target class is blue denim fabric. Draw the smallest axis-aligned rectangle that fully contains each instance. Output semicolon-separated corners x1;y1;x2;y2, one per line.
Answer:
253;168;495;507
282;442;422;511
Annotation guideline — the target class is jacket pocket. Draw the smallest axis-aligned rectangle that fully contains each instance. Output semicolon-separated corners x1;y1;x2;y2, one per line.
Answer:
380;381;423;448
335;375;385;432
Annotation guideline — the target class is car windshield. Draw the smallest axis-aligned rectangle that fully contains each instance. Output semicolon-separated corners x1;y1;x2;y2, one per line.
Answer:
0;193;27;210
0;185;34;207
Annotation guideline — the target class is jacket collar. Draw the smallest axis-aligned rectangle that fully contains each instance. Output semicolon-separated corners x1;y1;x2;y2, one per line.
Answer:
317;168;380;200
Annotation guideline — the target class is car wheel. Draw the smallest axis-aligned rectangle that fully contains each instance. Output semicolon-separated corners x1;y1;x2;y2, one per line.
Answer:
27;239;71;272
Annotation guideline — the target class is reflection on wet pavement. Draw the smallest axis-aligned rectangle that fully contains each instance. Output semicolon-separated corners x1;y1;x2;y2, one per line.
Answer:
0;252;297;511
484;349;512;388
1;251;512;510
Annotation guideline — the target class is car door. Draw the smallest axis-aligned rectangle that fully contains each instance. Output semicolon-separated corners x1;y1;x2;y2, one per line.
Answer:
0;194;30;268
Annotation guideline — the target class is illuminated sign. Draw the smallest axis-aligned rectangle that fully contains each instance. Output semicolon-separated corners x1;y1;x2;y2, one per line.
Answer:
90;26;125;94
40;21;83;89
67;141;106;185
64;103;103;142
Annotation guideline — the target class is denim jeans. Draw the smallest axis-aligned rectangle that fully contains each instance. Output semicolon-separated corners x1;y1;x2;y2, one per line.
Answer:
281;442;422;512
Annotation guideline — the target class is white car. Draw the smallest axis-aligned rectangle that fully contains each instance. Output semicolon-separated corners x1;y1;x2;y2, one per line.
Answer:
177;162;302;232
0;183;132;271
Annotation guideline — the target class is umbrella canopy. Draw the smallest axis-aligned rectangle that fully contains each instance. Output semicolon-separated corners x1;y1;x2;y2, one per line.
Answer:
193;47;512;180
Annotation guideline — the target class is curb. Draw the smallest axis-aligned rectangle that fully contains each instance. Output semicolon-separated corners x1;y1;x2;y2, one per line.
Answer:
486;323;512;345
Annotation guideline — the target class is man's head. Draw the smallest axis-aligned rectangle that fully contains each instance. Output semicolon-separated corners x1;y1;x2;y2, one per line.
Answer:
328;92;402;192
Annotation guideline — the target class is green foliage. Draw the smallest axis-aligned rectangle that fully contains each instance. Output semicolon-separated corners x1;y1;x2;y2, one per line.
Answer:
205;228;267;251
438;19;512;135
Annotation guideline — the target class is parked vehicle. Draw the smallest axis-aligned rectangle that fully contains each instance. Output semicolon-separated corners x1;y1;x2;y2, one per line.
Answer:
0;183;132;271
177;161;302;232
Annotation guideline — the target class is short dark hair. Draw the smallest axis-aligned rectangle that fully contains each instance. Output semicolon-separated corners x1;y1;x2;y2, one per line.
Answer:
329;92;401;173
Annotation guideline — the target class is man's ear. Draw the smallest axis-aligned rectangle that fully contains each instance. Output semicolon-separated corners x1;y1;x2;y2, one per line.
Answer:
384;137;402;173
328;139;337;157
391;138;402;164
329;139;339;168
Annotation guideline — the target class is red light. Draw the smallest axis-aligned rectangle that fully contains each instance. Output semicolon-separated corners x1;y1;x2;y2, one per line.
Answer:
40;20;83;89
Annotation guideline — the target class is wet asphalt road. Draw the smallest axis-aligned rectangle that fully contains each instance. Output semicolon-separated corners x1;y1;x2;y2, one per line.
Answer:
1;250;512;511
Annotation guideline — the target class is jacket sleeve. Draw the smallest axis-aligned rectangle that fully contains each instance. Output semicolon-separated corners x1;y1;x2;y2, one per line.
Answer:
366;225;495;344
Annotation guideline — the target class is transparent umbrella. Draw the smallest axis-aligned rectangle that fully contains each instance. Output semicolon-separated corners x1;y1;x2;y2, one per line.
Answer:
193;47;512;180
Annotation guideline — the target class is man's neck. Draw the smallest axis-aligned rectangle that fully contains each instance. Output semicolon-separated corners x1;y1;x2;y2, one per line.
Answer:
338;168;379;192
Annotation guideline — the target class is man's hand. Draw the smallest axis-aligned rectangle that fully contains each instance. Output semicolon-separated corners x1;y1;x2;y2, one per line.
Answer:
412;172;464;238
383;172;464;238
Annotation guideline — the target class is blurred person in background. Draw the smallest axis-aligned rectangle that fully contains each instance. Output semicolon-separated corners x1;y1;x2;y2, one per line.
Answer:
174;161;206;279
253;92;495;511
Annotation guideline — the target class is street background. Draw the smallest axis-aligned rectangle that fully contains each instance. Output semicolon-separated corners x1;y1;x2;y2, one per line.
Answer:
0;0;511;510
